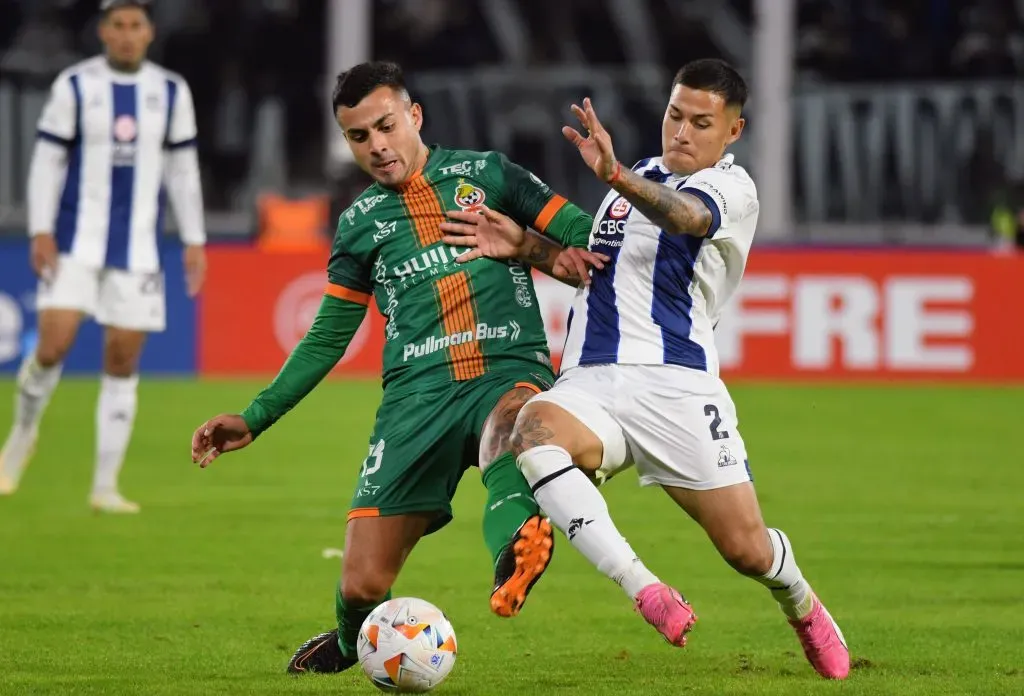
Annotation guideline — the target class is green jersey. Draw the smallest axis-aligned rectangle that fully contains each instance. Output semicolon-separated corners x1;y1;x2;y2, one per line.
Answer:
328;145;593;393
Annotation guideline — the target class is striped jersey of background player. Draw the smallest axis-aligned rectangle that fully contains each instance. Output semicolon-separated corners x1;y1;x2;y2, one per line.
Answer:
0;0;206;513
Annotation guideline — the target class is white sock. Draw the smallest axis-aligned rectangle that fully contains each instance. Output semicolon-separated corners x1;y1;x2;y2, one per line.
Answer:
517;445;659;599
755;528;815;620
13;354;62;431
92;374;139;495
1;355;62;481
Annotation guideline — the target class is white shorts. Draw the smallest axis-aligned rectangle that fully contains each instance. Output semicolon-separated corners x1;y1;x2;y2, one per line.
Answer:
35;254;166;332
530;364;752;490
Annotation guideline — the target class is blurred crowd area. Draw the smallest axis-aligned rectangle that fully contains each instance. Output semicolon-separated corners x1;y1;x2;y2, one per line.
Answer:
1;0;1023;244
751;0;1024;81
374;0;1024;80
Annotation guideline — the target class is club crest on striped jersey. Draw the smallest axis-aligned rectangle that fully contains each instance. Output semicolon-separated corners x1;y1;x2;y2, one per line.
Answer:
608;196;631;219
454;179;486;210
113;115;138;142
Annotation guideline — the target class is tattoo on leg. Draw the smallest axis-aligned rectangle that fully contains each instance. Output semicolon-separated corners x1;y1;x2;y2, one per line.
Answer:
481;388;534;464
510;414;554;456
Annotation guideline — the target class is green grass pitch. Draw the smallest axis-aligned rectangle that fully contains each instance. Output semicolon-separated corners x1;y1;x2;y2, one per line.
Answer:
1;378;1022;695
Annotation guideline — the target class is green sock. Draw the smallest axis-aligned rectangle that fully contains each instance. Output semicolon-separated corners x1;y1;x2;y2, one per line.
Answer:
481;451;541;566
336;582;391;658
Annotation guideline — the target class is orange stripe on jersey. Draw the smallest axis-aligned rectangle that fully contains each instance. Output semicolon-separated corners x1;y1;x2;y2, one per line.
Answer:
437;274;472;381
325;282;371;306
435;271;486;381
434;275;460;380
401;175;445;247
533;194;568;232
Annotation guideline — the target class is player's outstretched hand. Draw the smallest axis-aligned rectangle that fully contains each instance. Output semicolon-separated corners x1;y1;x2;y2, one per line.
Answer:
30;234;58;282
191;414;253;468
552;247;610;286
184;245;206;298
440;205;526;263
563;97;619;183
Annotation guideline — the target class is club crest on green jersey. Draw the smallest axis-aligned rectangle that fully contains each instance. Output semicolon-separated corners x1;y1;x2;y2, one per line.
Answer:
454;178;486;210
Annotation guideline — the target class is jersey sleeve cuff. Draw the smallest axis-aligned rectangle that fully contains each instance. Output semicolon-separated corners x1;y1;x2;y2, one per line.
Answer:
532;194;568;232
165;137;198;150
679;187;723;238
325;282;371;306
240;403;269;439
37;130;74;148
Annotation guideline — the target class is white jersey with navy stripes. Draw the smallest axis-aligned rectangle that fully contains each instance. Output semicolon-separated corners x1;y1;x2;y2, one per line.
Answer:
34;56;198;272
559;154;758;378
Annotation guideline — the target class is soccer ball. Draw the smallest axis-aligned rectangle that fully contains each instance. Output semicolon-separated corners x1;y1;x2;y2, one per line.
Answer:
356;596;458;693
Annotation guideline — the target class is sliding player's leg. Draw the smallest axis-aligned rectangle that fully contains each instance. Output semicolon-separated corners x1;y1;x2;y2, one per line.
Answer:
473;374;555;618
663;484;848;679
511;366;695;646
621;364;849;679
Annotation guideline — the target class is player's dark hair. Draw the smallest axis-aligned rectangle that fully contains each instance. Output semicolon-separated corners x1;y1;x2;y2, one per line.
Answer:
673;59;747;110
100;0;153;20
332;61;408;112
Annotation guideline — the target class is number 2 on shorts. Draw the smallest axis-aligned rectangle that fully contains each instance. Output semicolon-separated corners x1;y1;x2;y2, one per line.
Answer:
703;404;730;441
360;439;386;477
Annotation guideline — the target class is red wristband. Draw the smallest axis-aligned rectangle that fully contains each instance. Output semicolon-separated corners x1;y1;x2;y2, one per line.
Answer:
607;161;623;185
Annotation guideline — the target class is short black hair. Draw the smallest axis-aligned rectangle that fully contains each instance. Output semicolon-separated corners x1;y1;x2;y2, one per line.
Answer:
332;61;408;112
100;0;153;19
673;59;747;110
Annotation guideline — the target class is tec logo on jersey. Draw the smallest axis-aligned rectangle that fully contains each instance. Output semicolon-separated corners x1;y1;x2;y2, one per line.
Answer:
454;179;486;210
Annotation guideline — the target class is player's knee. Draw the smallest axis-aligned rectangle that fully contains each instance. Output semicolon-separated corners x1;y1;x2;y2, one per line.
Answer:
34;324;75;367
340;571;394;606
34;344;68;368
103;334;145;377
103;357;137;378
717;533;774;576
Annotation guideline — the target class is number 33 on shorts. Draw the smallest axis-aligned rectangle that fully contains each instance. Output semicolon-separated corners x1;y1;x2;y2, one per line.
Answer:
360;440;385;477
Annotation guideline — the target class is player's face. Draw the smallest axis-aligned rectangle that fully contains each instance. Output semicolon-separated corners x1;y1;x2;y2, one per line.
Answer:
99;8;153;71
336;87;427;188
661;85;744;175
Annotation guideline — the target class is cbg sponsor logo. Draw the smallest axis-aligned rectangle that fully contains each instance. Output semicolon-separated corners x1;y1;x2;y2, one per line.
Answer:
273;273;372;365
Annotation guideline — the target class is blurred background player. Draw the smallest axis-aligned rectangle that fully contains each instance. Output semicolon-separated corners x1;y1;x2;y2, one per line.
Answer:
189;61;605;674
443;59;850;679
0;0;207;512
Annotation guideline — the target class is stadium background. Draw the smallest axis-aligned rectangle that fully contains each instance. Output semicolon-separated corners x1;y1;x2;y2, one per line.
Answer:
1;1;1023;695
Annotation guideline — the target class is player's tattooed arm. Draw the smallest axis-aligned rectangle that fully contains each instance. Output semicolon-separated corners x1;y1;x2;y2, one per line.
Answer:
520;233;609;287
510;413;555;456
440;206;607;287
611;168;712;237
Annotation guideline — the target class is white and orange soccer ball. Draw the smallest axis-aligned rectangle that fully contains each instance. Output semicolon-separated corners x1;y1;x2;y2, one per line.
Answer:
356;597;458;693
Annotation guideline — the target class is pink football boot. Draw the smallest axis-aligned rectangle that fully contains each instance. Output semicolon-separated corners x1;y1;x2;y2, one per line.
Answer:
789;594;850;679
634;583;698;647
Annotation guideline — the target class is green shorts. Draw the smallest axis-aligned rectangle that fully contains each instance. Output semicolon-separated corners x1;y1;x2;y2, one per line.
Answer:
347;366;554;534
